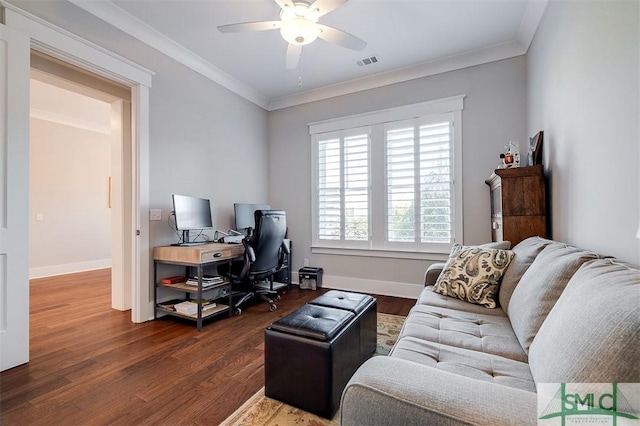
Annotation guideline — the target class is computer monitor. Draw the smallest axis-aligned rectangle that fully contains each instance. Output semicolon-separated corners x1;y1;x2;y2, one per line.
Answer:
172;194;213;245
234;203;271;232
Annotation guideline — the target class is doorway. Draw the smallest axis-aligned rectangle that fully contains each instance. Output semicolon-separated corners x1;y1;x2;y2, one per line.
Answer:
1;8;153;371
29;52;133;311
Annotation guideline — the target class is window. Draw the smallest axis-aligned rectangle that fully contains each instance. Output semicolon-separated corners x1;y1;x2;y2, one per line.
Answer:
311;96;464;257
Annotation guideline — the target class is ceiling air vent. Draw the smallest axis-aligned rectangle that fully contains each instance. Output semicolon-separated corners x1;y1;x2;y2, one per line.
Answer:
357;55;378;67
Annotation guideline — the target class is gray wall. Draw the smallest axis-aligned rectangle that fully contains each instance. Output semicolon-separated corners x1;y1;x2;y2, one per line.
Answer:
527;0;639;264
268;56;527;296
147;52;269;246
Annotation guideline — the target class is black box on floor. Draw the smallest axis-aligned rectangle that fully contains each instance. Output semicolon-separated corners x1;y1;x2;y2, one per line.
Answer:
298;267;323;290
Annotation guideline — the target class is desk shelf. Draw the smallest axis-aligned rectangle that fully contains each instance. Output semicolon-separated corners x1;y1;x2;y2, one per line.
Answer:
156;303;230;320
159;280;230;292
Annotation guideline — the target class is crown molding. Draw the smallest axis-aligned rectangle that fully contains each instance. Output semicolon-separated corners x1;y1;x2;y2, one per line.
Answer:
67;0;270;110
31;107;111;135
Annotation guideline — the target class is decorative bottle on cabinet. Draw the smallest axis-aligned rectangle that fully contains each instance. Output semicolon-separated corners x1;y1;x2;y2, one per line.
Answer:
485;165;547;246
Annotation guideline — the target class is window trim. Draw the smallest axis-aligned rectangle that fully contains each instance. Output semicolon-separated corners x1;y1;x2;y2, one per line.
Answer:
310;95;465;256
309;95;464;134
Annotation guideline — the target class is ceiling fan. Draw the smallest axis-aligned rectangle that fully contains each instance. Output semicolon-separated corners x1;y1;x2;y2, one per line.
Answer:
218;0;367;70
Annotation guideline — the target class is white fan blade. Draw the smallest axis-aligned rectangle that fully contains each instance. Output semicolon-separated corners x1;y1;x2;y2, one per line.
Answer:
218;21;282;33
286;43;302;69
306;0;348;18
273;0;295;11
317;24;366;51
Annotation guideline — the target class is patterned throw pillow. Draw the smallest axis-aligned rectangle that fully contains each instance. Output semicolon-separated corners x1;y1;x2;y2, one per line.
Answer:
433;245;515;308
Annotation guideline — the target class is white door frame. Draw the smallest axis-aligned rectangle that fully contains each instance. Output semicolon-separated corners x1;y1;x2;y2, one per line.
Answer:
3;4;155;324
110;99;132;311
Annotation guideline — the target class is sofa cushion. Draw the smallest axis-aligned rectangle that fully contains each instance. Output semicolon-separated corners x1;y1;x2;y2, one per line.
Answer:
418;286;508;316
390;336;536;392
508;243;599;353
433;245;514;308
499;237;554;310
477;241;513;250
401;303;528;362
341;356;539;426
529;259;640;384
424;242;512;287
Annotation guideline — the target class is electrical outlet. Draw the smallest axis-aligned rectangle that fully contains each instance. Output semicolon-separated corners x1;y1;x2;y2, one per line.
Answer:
304;258;309;267
150;209;162;221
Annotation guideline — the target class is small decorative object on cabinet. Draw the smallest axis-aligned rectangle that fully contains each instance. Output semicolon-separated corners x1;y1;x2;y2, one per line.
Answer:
529;131;544;166
485;165;547;246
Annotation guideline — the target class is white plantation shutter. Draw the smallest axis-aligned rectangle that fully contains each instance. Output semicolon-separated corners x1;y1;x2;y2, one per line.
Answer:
344;134;369;240
318;138;341;240
316;130;369;243
386;119;453;245
419;122;452;243
387;126;416;242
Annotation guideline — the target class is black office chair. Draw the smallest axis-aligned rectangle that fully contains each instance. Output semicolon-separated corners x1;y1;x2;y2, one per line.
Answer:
219;210;289;314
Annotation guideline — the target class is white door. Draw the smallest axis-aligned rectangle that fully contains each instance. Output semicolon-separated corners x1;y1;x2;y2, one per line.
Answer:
0;24;31;371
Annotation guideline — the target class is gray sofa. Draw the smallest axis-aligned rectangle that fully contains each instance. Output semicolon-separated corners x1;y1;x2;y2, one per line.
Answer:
341;237;640;425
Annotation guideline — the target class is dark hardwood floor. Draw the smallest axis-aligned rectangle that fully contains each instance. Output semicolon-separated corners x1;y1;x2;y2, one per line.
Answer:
0;269;415;425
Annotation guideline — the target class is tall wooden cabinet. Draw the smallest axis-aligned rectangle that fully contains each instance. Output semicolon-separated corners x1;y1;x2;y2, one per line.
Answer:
485;165;547;246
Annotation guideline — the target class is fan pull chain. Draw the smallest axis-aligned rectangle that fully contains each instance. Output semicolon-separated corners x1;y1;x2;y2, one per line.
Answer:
297;49;303;88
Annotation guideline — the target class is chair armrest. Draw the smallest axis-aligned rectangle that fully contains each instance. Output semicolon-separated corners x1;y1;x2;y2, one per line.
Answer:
424;262;446;287
236;240;256;279
242;241;256;263
341;356;537;426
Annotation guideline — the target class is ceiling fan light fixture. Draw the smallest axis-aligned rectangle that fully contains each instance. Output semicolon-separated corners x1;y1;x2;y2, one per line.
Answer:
280;17;321;45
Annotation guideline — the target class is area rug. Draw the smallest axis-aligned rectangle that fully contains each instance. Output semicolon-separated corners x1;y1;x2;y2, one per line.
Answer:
220;312;406;426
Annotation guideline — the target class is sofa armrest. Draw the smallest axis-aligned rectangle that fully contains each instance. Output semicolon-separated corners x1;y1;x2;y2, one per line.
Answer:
341;357;537;426
424;262;446;287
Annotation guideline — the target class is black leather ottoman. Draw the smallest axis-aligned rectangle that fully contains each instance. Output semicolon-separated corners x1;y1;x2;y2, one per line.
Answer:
308;290;377;364
264;304;361;419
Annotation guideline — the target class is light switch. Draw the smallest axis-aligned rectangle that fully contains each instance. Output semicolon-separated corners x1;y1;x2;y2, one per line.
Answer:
36;213;43;221
150;209;162;221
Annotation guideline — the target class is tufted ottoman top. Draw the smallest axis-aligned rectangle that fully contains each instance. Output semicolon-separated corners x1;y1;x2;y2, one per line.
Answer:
269;304;355;341
309;290;375;314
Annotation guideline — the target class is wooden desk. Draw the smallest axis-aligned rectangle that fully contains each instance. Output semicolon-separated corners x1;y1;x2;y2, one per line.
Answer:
153;243;244;330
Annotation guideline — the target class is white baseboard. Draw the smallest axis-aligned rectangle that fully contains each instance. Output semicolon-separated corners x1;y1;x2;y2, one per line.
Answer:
30;259;112;279
293;272;421;300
